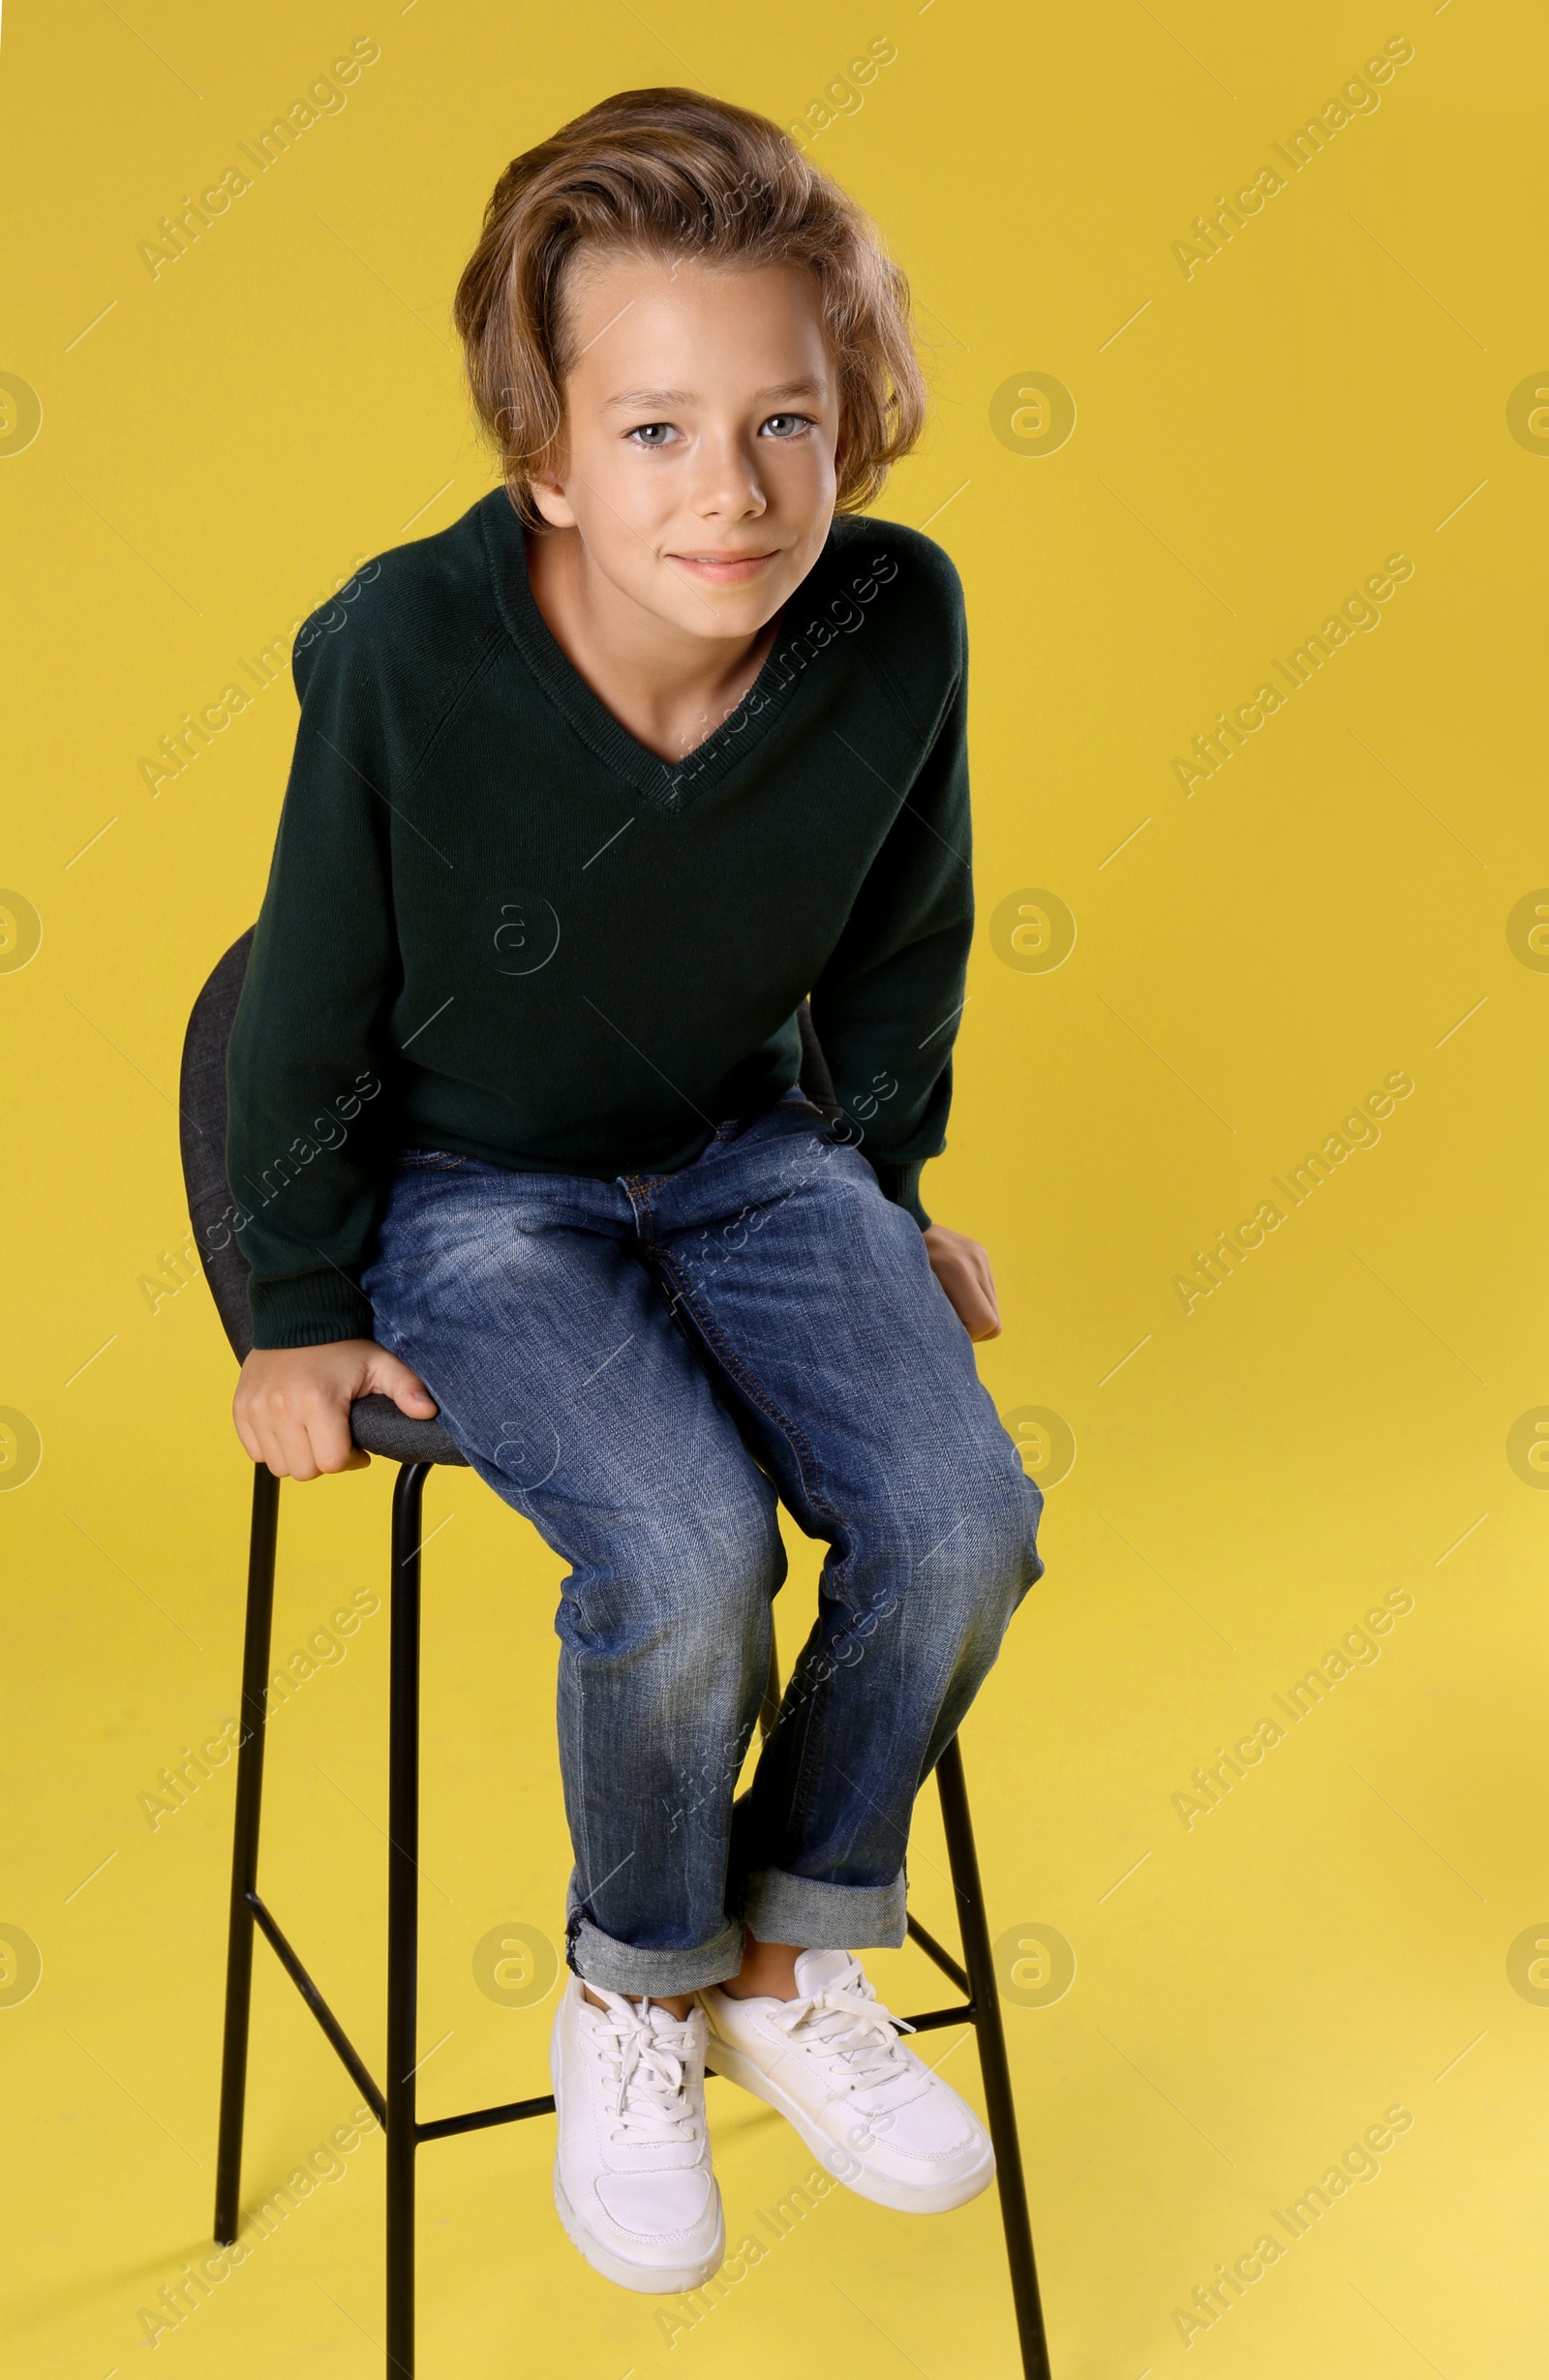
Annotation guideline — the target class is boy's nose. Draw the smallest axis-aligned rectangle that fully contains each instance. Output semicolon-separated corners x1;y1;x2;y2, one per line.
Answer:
685;435;769;518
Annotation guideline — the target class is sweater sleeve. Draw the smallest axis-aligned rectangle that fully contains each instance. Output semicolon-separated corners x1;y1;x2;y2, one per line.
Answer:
225;616;403;1351
806;648;973;1232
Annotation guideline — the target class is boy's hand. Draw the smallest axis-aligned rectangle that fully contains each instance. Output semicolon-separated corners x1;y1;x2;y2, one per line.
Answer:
232;1341;440;1480
923;1225;1002;1342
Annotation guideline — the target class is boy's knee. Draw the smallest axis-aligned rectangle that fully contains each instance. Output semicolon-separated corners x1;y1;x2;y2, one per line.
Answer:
586;1484;780;1647
786;1468;1038;1747
869;1461;1041;1609
670;1481;781;1598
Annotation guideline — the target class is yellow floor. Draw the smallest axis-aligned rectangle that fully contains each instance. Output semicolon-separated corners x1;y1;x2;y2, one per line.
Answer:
4;2;1546;2373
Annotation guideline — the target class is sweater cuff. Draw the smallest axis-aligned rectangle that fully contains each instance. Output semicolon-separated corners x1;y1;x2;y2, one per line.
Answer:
248;1267;376;1352
866;1156;931;1232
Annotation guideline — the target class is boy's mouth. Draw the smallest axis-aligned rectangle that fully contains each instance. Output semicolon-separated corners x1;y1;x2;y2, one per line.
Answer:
667;548;780;585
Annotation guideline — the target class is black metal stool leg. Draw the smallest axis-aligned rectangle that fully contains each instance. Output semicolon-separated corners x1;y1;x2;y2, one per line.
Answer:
936;1737;1052;2380
386;1463;430;2379
214;1463;281;2245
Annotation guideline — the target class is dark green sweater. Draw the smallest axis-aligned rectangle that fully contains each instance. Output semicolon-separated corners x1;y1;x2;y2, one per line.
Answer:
228;489;973;1350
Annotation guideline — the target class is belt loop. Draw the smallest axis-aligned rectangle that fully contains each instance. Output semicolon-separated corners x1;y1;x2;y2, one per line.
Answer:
619;1173;654;1243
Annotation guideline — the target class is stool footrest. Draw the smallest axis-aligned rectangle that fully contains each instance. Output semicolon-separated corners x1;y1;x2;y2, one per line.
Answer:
417;2092;557;2144
248;1889;386;2125
904;2002;978;2034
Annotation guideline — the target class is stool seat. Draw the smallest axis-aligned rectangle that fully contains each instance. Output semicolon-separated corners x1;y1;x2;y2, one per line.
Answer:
349;1395;469;1467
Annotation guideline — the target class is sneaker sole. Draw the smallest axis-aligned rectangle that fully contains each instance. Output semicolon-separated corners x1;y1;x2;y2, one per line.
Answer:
702;2033;997;2214
551;2164;725;2295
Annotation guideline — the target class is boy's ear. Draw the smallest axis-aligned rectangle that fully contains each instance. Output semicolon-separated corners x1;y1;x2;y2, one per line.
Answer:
528;474;578;530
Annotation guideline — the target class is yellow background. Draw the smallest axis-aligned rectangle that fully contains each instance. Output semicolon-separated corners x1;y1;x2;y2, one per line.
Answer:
2;2;1545;2373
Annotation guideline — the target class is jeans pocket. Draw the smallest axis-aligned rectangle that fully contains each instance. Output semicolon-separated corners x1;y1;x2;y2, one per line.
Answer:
398;1148;466;1171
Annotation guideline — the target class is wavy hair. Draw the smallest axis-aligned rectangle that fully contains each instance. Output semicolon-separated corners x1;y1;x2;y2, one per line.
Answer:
452;86;928;529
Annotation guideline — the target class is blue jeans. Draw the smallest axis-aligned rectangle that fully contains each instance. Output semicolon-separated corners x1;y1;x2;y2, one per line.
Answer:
361;1091;1044;1996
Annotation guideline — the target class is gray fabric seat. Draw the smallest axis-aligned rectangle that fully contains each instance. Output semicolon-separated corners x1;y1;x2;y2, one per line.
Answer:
178;928;469;1465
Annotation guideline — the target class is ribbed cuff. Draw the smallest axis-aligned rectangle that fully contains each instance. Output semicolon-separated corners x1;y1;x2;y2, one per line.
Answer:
865;1155;931;1231
246;1267;375;1351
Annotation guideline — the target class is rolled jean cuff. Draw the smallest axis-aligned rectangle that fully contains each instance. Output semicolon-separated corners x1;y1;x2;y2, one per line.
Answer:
740;1864;907;1951
568;1906;747;1997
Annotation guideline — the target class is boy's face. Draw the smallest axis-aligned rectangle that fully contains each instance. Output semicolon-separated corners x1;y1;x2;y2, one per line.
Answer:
529;250;841;641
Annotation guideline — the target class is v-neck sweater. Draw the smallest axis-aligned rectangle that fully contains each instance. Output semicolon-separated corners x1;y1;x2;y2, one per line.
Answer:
227;487;974;1350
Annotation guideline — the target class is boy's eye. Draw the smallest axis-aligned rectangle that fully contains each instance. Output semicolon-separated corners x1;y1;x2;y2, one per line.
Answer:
625;414;816;446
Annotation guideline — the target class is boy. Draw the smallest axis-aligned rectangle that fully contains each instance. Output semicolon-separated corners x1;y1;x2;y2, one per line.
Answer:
228;87;1044;2294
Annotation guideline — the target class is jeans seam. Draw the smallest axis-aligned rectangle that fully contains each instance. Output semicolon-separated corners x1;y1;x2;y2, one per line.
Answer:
572;1672;595;1955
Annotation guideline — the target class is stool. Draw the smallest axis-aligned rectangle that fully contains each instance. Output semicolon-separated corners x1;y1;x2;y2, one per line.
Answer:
181;930;1053;2379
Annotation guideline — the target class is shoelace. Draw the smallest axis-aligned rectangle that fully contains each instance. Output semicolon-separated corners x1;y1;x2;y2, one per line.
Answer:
582;1990;701;2146
768;1963;919;2094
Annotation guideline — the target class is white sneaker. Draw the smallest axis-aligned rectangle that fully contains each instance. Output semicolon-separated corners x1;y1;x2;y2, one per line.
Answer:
550;1977;724;2292
700;1948;995;2214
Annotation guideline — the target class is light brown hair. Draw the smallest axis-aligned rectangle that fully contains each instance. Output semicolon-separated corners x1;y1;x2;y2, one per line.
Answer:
452;86;928;530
